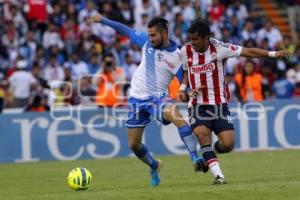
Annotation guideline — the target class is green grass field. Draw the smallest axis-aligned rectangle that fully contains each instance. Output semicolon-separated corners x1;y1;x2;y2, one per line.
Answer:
0;150;300;200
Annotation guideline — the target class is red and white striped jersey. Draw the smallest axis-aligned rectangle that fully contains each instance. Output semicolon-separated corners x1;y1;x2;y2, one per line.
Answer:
181;39;242;106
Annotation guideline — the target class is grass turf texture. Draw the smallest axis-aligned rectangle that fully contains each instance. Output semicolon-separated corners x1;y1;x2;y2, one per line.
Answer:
0;150;299;200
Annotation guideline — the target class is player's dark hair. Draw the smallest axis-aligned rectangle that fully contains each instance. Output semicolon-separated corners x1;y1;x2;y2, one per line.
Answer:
148;17;169;32
188;19;210;38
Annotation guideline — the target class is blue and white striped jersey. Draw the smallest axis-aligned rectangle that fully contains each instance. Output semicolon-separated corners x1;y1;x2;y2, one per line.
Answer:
101;18;183;99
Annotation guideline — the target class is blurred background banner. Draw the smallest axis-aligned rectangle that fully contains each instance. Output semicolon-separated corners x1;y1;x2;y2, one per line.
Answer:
0;98;299;163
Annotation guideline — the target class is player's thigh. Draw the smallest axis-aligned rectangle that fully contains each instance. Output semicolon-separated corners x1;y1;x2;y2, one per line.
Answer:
213;103;234;140
193;125;212;146
127;127;144;149
162;103;186;127
217;130;235;151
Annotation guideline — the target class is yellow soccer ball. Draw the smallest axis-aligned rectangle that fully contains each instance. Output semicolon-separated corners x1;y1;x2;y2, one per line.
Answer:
67;167;93;190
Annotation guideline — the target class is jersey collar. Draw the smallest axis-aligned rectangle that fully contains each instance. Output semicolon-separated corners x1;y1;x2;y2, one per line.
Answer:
148;40;178;52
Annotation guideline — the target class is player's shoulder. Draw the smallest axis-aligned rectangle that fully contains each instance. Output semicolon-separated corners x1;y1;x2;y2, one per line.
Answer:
181;42;192;49
209;38;227;48
210;38;240;52
180;42;192;53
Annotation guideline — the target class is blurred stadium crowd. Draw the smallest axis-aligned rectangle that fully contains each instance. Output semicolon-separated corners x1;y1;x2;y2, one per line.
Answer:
0;0;300;112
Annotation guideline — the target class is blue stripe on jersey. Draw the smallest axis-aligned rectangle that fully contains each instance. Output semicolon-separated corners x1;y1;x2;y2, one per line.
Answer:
145;42;157;93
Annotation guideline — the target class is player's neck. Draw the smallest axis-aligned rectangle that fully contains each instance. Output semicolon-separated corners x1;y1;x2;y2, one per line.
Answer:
162;39;170;48
196;46;209;54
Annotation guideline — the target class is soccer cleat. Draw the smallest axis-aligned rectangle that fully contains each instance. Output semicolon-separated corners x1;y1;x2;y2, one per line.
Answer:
192;157;206;172
212;175;227;185
150;159;163;186
202;163;209;173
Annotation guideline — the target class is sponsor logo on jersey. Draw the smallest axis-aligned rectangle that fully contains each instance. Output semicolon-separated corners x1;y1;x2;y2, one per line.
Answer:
157;53;163;61
163;59;175;69
211;52;217;61
230;45;237;51
190;63;215;74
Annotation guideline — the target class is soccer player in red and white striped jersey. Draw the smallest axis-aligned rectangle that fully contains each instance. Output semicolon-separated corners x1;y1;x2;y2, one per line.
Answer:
178;20;289;184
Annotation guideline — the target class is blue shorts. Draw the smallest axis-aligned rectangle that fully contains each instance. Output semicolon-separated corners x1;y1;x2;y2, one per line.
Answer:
125;94;173;128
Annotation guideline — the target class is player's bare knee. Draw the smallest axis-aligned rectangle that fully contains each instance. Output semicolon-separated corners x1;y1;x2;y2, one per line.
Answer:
222;142;235;153
128;141;140;151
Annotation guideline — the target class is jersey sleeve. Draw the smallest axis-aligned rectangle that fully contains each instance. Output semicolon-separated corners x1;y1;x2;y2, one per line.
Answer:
101;17;148;48
213;40;243;60
180;47;188;70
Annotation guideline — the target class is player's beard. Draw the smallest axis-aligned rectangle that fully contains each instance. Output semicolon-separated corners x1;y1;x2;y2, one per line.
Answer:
151;40;164;49
151;36;164;49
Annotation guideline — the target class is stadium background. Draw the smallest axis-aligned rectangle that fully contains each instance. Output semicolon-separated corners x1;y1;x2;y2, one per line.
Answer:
0;0;300;200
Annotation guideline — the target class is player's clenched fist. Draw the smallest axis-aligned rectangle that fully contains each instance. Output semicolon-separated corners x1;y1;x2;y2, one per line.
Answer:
275;50;290;58
177;90;189;102
88;13;102;23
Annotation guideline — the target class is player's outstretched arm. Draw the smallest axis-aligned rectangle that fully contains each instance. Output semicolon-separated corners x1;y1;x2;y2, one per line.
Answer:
88;13;147;48
240;47;290;58
89;13;134;37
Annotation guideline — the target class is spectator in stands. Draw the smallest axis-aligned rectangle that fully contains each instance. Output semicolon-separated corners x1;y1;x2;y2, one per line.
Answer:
159;2;172;22
272;71;294;99
78;0;98;24
21;30;38;64
88;54;101;75
117;0;135;25
66;4;78;22
24;0;52;37
43;54;65;84
79;76;96;104
50;3;65;28
69;51;89;80
93;53;126;107
35;45;46;68
235;60;264;102
8;59;37;108
4;3;28;36
226;0;248;22
123;53;138;81
257;20;283;50
42;23;64;50
172;0;196;24
172;12;189;44
241;20;257;42
31;62;49;90
25;92;50;112
134;13;149;33
208;0;225;24
134;0;160;26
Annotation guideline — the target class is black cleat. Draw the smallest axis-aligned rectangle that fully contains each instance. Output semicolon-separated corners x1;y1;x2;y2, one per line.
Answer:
202;164;209;173
193;157;205;172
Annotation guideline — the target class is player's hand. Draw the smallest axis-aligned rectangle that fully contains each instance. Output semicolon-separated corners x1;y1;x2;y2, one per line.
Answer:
275;50;291;58
189;86;205;98
88;13;102;23
189;89;200;99
177;90;189;102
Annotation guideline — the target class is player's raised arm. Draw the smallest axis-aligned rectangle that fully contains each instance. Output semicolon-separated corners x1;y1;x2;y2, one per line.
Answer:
88;13;148;48
240;48;290;58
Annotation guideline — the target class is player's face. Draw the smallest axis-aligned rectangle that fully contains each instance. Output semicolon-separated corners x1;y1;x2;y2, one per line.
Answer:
188;32;209;53
148;27;165;48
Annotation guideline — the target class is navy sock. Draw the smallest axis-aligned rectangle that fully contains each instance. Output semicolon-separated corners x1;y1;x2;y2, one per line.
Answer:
200;144;218;164
132;144;158;170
